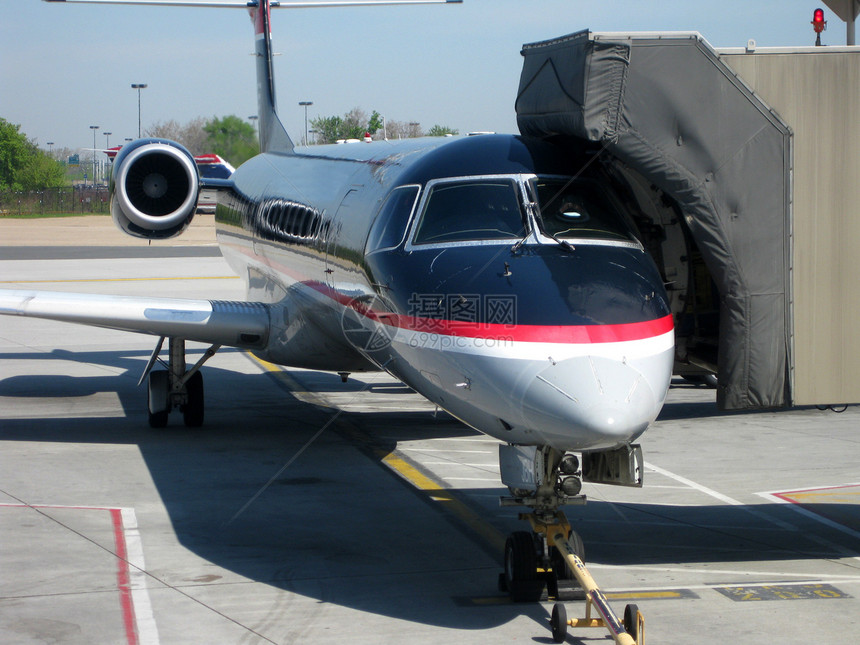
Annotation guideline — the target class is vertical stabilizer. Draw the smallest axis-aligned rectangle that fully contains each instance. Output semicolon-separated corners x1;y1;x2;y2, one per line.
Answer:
249;0;295;154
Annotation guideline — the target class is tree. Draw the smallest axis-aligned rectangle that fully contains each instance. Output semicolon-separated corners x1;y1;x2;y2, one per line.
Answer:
310;115;345;145
202;115;258;166
146;117;208;155
342;107;369;140
16;152;66;190
310;107;372;144
384;119;423;140
368;110;383;136
427;125;459;137
0;118;65;191
310;108;455;144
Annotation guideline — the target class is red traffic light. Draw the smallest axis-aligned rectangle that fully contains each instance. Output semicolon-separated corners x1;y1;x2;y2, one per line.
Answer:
812;8;827;34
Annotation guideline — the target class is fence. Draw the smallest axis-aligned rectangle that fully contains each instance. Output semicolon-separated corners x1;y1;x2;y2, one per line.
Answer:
0;186;110;216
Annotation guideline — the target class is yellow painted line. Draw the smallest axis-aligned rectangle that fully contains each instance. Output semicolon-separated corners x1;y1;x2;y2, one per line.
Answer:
381;454;446;492
0;276;239;284
248;353;508;554
606;591;683;600
466;590;693;605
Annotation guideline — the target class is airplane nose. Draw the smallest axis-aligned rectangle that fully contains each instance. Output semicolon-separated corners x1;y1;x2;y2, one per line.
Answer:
521;355;662;450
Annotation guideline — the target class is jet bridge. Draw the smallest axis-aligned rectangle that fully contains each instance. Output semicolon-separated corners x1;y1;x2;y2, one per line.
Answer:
516;31;860;410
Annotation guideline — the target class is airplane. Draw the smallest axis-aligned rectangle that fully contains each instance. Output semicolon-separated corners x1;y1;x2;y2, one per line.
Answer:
2;0;674;604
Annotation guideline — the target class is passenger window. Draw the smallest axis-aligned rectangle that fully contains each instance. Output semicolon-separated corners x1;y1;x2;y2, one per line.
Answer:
531;177;633;242
365;185;420;254
412;180;525;244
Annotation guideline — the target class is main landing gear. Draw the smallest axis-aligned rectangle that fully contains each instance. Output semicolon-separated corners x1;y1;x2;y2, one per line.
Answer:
498;444;645;644
140;336;220;428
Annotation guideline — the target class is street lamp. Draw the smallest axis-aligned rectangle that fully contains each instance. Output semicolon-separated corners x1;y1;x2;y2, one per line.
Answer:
89;125;99;185
103;132;112;149
131;83;148;137
299;101;313;146
47;142;54;157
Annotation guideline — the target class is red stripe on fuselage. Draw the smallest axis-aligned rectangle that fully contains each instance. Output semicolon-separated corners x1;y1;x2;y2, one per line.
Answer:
222;240;673;346
380;313;675;344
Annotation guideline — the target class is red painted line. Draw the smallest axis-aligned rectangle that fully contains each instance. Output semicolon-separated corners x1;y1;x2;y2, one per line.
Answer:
110;508;139;645
772;483;860;501
0;505;140;645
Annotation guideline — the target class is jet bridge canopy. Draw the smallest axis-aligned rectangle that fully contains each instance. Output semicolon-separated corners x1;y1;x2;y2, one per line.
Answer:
516;31;792;410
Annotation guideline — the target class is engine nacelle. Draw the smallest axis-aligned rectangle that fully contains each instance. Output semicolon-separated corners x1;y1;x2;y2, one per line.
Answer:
110;139;199;239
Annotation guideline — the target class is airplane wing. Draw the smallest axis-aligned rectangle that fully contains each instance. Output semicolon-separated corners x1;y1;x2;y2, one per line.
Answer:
0;290;270;350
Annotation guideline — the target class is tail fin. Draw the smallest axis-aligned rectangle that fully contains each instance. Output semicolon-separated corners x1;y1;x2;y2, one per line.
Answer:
249;0;295;154
45;0;462;155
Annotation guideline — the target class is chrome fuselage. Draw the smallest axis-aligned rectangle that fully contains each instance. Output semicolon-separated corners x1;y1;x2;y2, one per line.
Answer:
216;134;674;452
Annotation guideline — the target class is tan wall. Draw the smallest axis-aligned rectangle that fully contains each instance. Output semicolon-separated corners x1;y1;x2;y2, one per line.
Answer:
721;48;860;405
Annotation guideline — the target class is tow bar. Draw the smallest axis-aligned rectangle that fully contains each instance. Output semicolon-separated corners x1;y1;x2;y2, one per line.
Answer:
527;511;644;644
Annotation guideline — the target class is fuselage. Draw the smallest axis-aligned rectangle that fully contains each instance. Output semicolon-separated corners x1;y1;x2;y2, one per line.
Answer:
215;134;674;452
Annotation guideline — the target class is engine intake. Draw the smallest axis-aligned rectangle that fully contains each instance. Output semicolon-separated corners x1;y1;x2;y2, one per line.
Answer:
110;139;199;239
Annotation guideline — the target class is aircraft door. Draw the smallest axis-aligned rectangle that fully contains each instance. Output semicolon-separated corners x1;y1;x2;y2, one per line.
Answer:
325;189;357;286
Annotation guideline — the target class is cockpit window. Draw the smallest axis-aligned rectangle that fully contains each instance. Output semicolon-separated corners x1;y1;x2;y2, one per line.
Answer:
412;179;525;245
530;177;634;242
365;185;420;254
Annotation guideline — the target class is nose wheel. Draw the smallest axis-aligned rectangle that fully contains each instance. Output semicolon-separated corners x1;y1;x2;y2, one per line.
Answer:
502;531;544;602
501;511;644;645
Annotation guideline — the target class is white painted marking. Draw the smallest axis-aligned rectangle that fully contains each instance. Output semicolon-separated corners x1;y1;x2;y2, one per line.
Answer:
0;504;160;644
756;490;860;562
121;507;160;645
645;462;797;531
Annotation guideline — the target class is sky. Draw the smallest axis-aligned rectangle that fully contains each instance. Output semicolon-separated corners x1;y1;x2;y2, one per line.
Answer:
0;0;852;153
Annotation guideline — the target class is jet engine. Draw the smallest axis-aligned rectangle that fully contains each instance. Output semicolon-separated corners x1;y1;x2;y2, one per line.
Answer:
110;139;199;239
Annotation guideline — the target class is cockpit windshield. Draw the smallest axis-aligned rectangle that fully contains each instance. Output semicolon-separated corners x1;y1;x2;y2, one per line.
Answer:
529;176;635;242
411;178;525;245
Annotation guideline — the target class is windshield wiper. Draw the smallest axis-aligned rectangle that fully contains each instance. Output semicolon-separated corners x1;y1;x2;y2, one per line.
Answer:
511;233;529;253
547;232;576;252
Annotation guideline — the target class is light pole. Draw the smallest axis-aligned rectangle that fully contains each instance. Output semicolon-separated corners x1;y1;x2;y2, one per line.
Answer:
299;101;313;146
103;132;112;149
131;83;147;137
47;142;54;158
90;125;99;185
248;114;258;141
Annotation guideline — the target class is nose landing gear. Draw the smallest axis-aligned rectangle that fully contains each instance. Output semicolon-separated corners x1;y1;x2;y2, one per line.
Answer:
503;510;644;644
498;444;644;643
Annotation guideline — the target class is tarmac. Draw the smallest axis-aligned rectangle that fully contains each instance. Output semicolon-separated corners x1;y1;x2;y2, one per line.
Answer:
1;216;859;644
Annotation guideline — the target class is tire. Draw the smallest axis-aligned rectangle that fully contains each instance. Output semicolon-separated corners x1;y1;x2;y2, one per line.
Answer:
182;371;205;427
551;529;584;580
624;603;640;641
147;370;169;428
550;602;568;643
504;531;544;602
